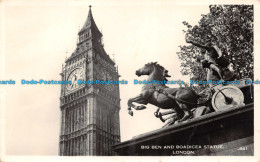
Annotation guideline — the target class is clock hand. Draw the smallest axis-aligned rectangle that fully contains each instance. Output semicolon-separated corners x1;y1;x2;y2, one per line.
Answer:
70;78;74;88
74;75;78;87
71;75;76;88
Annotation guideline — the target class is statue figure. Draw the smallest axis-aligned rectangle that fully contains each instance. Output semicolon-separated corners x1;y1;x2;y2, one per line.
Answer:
127;62;202;126
186;39;236;87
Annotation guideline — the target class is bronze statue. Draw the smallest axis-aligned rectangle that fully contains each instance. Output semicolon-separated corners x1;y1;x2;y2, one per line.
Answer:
127;62;201;125
186;39;236;86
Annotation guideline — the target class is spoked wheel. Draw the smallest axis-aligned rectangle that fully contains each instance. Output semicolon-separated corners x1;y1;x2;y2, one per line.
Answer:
211;86;244;111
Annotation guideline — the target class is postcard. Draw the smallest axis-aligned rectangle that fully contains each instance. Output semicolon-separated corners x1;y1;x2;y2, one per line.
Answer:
0;0;259;161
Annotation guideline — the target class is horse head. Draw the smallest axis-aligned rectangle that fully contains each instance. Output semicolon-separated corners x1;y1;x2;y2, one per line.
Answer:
135;62;156;77
136;62;171;81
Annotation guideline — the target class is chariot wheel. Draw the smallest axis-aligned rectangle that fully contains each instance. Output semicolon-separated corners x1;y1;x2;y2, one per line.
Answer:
211;86;244;111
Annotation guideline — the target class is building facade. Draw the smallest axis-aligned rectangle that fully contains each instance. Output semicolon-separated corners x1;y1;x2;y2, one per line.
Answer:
59;6;121;156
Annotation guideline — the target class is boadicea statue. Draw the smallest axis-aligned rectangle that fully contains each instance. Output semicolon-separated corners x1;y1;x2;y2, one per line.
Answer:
127;62;203;126
186;38;236;87
127;61;247;127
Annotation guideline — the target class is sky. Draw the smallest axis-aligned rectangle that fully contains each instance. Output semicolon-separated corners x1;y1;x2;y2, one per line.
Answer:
0;0;259;157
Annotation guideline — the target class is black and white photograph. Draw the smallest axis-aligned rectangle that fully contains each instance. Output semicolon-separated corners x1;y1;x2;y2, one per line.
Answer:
0;0;259;161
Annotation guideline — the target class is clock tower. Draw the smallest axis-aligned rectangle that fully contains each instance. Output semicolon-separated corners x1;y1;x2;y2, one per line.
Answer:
59;6;121;156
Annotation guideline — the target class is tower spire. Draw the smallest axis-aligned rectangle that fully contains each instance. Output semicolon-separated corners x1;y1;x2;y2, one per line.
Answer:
78;5;102;37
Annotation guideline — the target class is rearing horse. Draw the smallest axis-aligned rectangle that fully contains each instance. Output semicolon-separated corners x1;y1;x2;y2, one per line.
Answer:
127;62;200;124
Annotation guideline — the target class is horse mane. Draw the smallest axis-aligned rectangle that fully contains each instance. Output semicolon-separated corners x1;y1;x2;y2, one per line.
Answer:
146;62;170;80
145;62;164;70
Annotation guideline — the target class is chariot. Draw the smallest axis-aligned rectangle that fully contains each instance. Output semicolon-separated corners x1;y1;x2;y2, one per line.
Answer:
127;62;254;126
154;78;254;124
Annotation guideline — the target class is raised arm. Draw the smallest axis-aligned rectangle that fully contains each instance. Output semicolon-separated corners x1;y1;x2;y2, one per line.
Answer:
186;40;211;51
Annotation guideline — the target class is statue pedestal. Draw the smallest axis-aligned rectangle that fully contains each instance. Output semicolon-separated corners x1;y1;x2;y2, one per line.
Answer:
112;103;254;156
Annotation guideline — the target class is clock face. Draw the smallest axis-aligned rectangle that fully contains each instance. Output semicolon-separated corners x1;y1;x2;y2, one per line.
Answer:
99;69;115;92
67;68;84;91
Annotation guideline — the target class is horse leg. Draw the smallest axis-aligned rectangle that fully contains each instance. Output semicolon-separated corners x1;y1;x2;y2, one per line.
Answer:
127;94;148;116
177;102;193;122
162;113;178;127
128;94;147;110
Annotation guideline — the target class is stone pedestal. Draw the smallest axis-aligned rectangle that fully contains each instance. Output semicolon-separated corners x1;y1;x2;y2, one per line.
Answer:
112;103;253;156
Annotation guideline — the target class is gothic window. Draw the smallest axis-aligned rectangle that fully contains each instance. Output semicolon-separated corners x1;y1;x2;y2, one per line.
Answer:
80;106;83;129
75;109;78;131
70;111;73;133
77;108;80;130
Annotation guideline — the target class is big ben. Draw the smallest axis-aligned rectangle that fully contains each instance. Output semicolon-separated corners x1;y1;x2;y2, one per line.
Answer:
59;6;121;156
